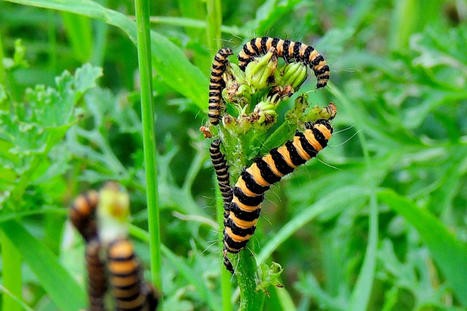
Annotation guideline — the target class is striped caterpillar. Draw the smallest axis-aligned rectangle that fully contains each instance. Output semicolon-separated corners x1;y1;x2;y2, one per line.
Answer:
208;48;233;125
209;139;234;220
238;37;330;88
223;119;334;273
86;240;108;311
107;238;158;311
69;190;99;242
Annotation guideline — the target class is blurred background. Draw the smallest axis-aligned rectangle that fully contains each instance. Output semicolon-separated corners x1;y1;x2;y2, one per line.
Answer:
0;0;466;310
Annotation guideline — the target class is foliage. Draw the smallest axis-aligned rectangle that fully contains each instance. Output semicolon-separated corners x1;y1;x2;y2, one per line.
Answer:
0;0;466;310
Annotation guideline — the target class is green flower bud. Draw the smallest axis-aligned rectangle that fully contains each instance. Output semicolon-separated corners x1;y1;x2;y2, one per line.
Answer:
97;182;130;242
281;62;307;90
245;49;278;91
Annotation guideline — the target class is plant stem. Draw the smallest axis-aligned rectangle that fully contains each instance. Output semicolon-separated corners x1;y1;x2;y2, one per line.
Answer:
206;0;222;52
214;174;233;311
0;231;23;311
134;0;162;289
237;250;265;311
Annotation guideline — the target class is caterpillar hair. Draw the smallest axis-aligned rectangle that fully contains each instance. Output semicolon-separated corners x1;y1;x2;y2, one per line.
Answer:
107;238;157;311
209;48;233;125
238;37;330;88
69;190;99;242
86;239;108;311
210;139;233;222
223;119;334;273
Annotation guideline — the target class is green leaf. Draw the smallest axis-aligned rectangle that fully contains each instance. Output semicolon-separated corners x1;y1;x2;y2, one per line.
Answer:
5;0;208;111
378;190;467;306
0;221;87;311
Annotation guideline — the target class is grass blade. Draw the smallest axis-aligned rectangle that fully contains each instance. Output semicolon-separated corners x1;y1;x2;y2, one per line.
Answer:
0;221;87;311
134;0;162;289
0;231;22;311
378;190;467;306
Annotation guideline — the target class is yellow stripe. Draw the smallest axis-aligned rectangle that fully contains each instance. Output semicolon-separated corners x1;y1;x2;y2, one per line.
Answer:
232;196;260;212
293;136;311;160
276;40;284;56
246;42;255;54
255;38;262;51
314;60;327;71
299;44;308;57
288;41;295;57
225;227;251;242
229;213;258;229
315;124;332;140
235;177;261;197
308;50;319;62
109;240;133;258
304;129;323;151
246;163;270;187
277;145;297;168
266;37;273;51
262;153;284;177
109;261;137;274
111;275;138;287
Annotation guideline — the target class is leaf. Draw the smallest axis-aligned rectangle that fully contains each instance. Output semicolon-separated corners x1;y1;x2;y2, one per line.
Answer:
378;190;467;306
0;221;87;311
6;0;208;111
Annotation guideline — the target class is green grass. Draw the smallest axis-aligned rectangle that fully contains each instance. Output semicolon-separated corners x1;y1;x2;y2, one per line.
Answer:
0;1;466;310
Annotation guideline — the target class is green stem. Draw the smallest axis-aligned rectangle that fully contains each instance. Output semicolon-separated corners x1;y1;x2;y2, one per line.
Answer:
236;250;265;311
134;0;162;289
1;231;23;311
0;28;5;84
206;0;222;52
214;174;233;311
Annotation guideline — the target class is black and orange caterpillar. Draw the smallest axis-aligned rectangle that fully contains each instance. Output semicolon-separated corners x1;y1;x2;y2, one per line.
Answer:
69;190;99;242
238;37;330;88
210;139;233;219
107;238;158;311
86;239;108;311
223;119;334;273
208;48;234;125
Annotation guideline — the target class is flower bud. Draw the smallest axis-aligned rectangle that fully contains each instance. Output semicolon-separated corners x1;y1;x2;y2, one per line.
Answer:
280;62;307;89
245;49;278;91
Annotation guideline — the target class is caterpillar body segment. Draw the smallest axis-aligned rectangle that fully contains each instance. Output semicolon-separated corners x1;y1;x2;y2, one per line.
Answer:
238;37;330;88
210;139;234;221
69;190;99;242
209;48;234;125
86;239;108;311
223;119;334;273
107;238;156;311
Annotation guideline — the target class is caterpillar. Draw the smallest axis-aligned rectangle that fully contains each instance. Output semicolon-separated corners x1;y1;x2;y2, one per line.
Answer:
208;48;233;125
209;139;233;220
69;190;99;242
107;238;158;311
86;239;108;311
238;37;330;88
223;119;334;273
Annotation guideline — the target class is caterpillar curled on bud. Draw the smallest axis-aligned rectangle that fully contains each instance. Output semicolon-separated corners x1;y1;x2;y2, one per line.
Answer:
69;190;99;242
223;119;334;274
107;238;158;311
209;48;233;125
238;37;330;88
86;239;108;311
209;139;233;222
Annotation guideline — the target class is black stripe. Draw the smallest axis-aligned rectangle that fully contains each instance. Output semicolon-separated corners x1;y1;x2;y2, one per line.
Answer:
111;268;139;278
243;43;256;56
255;158;282;184
211;71;222;77
238;55;251;63
250;38;260;54
115;290;142;302
311;54;324;66
315;65;329;75
108;253;135;262
214;55;225;63
315;119;333;133
261;37;269;53
269;148;294;175
240;170;269;194
209;106;222;111
208;113;219;118
271;38;280;49
208;98;219;103
303;46;314;63
209;84;223;91
296;132;317;158
227;218;256;236
293;41;302;60
209;91;220;97
312;127;327;148
230;202;261;221
210;77;222;83
286;140;307;166
116;304;145;311
317;81;328;88
224;233;249;250
282;40;291;61
233;187;264;206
